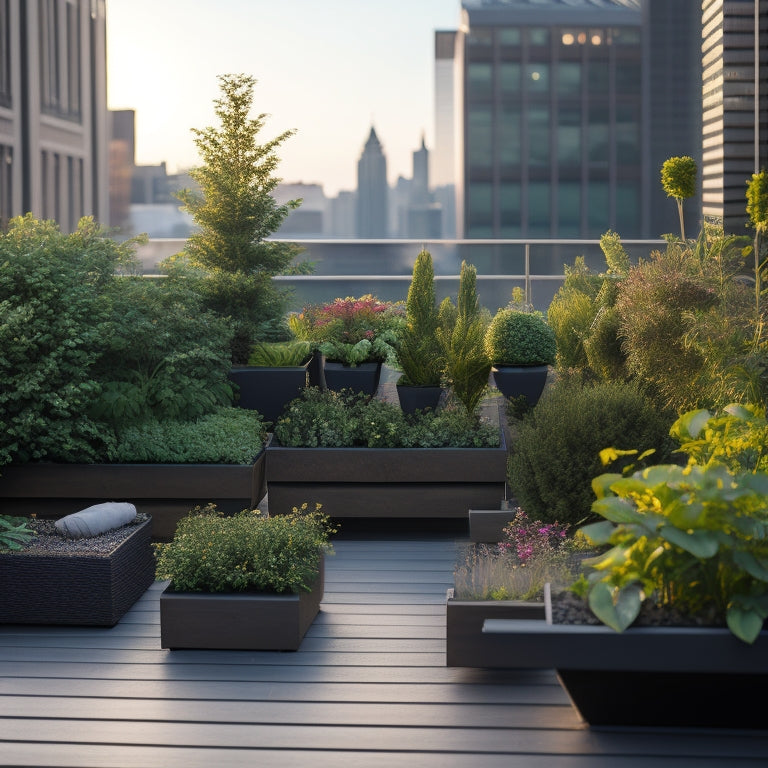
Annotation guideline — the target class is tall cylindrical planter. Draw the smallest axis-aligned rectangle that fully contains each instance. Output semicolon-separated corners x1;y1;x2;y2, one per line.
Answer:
323;361;382;397
491;365;549;408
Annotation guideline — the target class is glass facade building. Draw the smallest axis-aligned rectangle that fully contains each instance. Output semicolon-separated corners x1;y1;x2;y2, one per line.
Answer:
454;0;702;240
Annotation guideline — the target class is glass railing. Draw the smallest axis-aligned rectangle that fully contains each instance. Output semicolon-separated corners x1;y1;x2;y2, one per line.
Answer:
136;238;665;312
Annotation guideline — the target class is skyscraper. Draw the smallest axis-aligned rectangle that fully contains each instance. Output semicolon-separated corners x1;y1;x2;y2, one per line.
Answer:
355;126;389;238
701;0;768;234
452;0;702;239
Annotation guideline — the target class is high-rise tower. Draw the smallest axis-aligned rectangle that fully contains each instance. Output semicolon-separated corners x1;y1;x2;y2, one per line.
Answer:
356;126;389;238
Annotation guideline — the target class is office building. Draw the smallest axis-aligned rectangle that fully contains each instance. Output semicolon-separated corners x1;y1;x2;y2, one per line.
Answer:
452;0;702;239
701;0;768;234
0;0;109;231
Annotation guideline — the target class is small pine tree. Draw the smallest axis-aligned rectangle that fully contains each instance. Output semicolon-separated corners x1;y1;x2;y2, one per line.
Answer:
437;261;491;415
397;249;444;386
175;74;303;363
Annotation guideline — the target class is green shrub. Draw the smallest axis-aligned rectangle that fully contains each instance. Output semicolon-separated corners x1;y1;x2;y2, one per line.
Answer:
90;275;235;428
397;249;444;386
155;503;335;593
109;408;266;464
484;308;556;366
615;229;754;412
436;261;491;414
273;388;499;448
0;215;136;465
508;380;673;527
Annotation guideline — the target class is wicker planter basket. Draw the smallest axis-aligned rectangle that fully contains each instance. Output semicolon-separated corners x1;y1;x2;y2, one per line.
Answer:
0;516;155;626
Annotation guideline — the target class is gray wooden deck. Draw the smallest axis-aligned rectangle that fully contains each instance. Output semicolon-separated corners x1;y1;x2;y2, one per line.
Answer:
2;530;768;767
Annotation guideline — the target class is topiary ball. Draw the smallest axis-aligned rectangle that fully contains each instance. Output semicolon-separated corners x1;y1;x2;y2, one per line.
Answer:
484;309;557;366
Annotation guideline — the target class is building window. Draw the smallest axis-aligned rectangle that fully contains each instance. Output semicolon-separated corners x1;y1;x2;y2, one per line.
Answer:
527;181;551;237
40;0;82;120
557;182;581;236
587;180;610;236
528;107;550;167
0;0;10;108
467;182;493;237
468;106;493;171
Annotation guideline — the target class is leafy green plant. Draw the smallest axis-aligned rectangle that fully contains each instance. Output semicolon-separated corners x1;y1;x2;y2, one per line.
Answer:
396;249;445;386
273;387;500;449
108;408;266;464
484;308;556;366
661;155;697;240
173;74;304;363
0;516;37;551
508;379;673;526
436;261;491;415
671;403;768;474
289;295;405;367
154;502;336;593
577;409;768;643
0;215;138;466
247;340;311;367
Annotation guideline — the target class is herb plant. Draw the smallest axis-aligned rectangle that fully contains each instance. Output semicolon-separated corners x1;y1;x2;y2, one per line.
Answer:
155;503;336;594
247;341;311;367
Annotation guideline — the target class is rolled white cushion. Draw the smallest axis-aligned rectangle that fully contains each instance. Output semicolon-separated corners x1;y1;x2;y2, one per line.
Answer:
55;502;137;539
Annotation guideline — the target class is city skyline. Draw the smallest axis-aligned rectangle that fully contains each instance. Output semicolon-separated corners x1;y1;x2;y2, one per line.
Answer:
106;0;459;197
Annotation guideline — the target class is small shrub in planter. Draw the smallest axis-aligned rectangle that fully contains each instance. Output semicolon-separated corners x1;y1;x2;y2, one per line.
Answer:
155;502;335;594
484;307;556;368
247;341;311;367
508;379;673;526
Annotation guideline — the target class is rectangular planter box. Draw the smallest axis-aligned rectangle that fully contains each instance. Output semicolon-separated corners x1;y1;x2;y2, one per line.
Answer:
0;451;267;541
481;618;768;728
446;592;546;667
0;516;155;626
266;435;507;518
160;557;324;650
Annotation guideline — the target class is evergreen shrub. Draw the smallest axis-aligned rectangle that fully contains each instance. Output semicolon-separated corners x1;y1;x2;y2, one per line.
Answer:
508;380;673;527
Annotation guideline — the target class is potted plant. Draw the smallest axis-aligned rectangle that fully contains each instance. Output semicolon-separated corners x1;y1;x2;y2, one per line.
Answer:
289;295;405;396
0;505;155;626
156;502;335;650
267;388;506;518
229;340;312;426
395;249;445;414
436;261;492;417
484;294;556;408
481;405;768;729
447;509;586;667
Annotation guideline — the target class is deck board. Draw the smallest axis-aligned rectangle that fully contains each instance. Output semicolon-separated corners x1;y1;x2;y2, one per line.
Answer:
2;534;767;766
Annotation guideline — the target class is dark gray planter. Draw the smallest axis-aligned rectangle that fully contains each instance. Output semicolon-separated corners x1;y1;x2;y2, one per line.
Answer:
396;384;443;414
0;451;267;541
160;557;324;650
265;433;507;518
0;516;155;626
468;508;517;543
482;618;768;728
491;365;549;407
323;360;382;396
446;593;546;667
229;360;310;426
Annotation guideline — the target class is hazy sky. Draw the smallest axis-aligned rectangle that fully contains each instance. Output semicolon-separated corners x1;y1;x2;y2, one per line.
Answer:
106;0;460;196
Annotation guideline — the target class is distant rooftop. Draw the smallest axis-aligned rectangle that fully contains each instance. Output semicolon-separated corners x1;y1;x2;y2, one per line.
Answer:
461;0;642;24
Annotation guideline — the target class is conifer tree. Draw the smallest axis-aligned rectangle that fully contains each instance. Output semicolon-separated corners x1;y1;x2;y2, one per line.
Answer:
175;74;302;362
